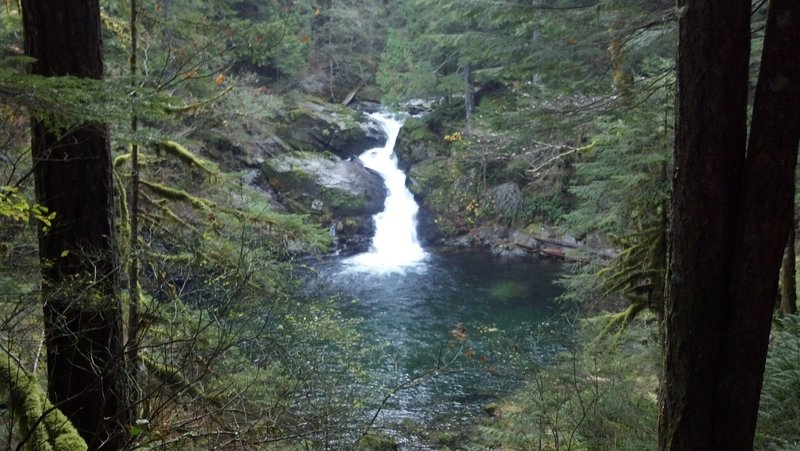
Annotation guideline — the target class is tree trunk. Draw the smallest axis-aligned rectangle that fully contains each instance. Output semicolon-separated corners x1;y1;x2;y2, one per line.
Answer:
463;62;474;124
22;0;130;448
660;0;800;449
780;220;797;315
609;35;634;102
128;0;144;421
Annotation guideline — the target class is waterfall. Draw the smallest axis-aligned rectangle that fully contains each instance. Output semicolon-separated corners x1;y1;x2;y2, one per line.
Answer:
345;112;427;272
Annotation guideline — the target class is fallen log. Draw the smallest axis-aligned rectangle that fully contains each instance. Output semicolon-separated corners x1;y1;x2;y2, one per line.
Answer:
342;79;366;106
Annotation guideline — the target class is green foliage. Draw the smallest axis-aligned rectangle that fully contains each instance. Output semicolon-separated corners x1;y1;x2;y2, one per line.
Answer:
0;186;55;228
561;75;673;324
567;109;671;236
228;16;310;79
376;30;439;103
473;319;659;450
356;430;398;451
756;315;800;450
0;65;169;134
197;72;287;143
309;0;391;99
521;189;570;225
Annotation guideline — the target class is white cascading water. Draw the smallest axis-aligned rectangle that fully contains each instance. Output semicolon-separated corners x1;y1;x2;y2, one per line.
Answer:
345;112;427;272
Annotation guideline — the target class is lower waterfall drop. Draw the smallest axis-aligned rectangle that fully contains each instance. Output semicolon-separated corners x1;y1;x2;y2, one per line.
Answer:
345;112;427;272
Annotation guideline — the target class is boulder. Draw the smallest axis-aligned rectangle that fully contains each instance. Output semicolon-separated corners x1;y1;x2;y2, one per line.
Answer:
414;203;439;245
281;99;387;159
262;151;386;217
394;117;445;171
262;150;387;253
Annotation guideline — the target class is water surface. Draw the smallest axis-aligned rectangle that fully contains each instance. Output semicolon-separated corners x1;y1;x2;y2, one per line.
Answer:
315;250;566;439
313;111;567;447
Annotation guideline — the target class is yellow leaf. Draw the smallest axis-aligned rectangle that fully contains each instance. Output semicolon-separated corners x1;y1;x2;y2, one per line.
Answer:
60;250;69;258
214;73;225;85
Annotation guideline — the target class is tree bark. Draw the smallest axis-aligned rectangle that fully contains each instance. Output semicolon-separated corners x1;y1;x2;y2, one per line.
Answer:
780;220;797;315
128;0;144;422
660;0;800;449
463;62;474;124
22;0;130;448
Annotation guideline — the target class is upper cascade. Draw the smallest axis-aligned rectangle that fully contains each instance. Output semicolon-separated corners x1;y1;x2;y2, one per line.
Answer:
345;112;427;273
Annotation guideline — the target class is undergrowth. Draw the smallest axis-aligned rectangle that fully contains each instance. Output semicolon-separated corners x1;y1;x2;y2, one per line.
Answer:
469;316;659;451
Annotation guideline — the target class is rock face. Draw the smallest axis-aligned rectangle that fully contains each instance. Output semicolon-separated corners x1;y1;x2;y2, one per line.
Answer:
263;152;386;216
198;95;392;254
394;117;443;171
262;151;387;254
280;99;387;159
395;118;460;244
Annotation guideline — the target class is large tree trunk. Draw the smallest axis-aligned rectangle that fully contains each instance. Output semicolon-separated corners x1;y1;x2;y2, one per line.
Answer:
660;0;800;449
22;1;130;448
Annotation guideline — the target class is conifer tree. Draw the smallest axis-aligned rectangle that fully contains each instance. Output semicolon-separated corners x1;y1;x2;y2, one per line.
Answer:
21;0;130;447
660;0;800;447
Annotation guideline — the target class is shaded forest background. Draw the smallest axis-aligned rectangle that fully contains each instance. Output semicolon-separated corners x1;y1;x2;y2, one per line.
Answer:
1;0;799;449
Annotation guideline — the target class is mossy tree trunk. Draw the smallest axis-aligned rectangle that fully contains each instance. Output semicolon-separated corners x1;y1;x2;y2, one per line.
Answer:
22;0;131;448
128;0;144;422
660;0;800;449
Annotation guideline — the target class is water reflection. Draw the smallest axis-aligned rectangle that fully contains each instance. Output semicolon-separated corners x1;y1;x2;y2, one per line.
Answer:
314;249;567;434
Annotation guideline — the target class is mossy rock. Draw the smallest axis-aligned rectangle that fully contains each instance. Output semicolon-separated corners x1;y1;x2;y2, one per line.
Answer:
279;98;386;158
356;431;398;451
407;158;449;197
262;151;386;217
394;118;446;170
318;187;370;215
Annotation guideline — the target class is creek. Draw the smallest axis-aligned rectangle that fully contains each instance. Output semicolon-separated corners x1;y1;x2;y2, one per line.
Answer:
312;113;567;447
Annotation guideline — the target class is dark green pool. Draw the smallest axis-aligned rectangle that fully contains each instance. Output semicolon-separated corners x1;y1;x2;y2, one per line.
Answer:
314;248;567;445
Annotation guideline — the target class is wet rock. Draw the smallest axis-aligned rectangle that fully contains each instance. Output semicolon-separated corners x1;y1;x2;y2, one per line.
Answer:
414;203;440;245
330;216;377;256
475;224;509;246
281;99;387;159
262;151;386;217
394;117;446;171
262;151;387;253
446;234;478;248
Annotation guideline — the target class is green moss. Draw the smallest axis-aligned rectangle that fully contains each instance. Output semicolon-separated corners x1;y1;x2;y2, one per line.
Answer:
114;171;131;255
141;180;212;213
408;159;448;196
0;357;88;451
284;138;315;152
356;430;397;451
113;152;132;169
164;85;233;114
153;140;216;176
318;187;367;213
140;355;208;402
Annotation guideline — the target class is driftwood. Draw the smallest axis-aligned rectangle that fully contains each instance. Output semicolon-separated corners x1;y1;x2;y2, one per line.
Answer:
517;243;569;259
529;235;581;249
515;242;598;263
341;79;366;106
